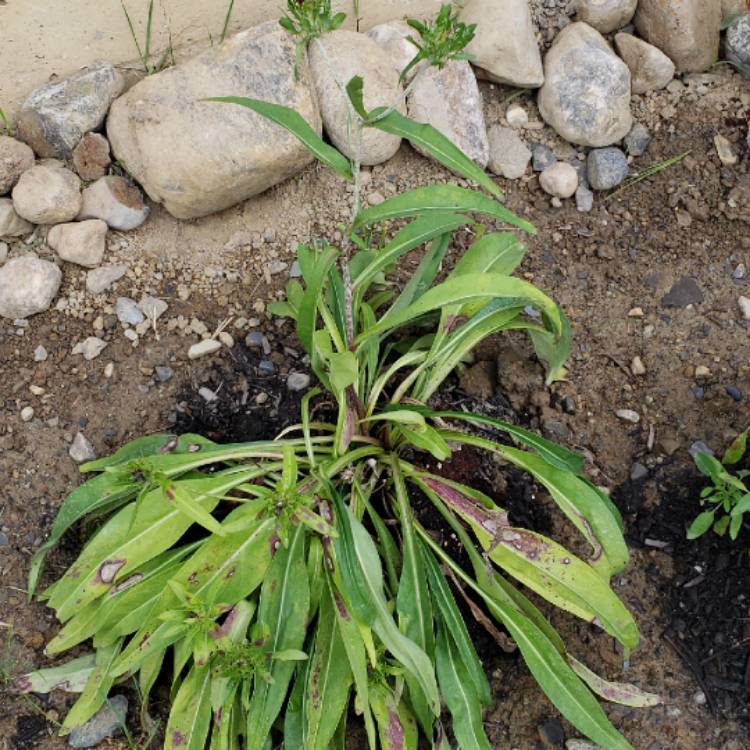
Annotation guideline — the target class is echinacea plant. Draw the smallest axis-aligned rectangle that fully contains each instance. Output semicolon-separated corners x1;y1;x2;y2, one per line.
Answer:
19;5;660;750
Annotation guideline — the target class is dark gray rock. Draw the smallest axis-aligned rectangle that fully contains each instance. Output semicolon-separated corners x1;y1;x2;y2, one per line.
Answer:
17;62;124;159
532;143;557;172
725;385;743;402
538;716;566;748
68;694;127;748
258;360;276;375
661;277;704;308
575;184;594;212
725;14;750;70
587;147;629;191
630;462;649;481
689;440;714;458
624;122;651;156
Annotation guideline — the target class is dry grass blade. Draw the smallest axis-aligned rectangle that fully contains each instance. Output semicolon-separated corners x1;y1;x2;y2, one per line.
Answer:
606;150;691;200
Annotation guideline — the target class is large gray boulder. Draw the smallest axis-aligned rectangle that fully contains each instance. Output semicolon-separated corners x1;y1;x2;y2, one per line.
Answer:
407;60;489;168
634;0;721;73
0;136;35;195
16;62;124;159
107;22;321;220
0;255;62;319
309;30;404;166
538;23;632;148
726;15;750;69
460;0;544;88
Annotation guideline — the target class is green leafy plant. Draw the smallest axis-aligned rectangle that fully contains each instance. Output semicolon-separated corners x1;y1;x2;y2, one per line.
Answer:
20;7;659;750
280;0;347;73
688;430;750;541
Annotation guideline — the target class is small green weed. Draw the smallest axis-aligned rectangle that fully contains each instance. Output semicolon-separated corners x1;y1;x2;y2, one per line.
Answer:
688;430;750;541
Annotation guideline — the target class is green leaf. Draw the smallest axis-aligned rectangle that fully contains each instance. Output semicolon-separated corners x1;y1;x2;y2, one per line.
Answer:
367;109;504;201
731;492;750;516
16;654;96;694
729;512;743;540
298;244;339;360
567;655;662;707
207;97;353;180
62;639;123;731
164;663;213;750
304;578;353;749
693;451;723;480
328;351;359;392
369;683;419;750
357;273;561;346
353;184;535;235
435;624;492;750
245;525;310;750
723;429;748;465
422;544;491;705
687;510;715;540
162;478;226;535
449;232;526;278
346;75;368;120
530;307;572;385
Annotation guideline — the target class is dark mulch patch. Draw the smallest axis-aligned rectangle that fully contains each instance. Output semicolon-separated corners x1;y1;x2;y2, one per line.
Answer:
614;464;750;726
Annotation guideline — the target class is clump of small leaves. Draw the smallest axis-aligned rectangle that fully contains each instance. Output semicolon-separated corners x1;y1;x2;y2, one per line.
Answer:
401;3;476;81
19;6;659;750
688;429;750;541
280;0;346;72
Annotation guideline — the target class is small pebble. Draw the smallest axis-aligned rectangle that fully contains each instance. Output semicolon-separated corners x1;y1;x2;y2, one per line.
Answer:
575;185;593;212
72;337;107;361
566;741;603;750
218;331;234;348
33;345;48;362
539;162;578;199
69;432;97;463
68;694;127;749
623;122;651;157
631;356;646;375
630;462;648;481
689;441;714;458
20;406;34;422
531;143;556;172
258;359;275;375
725;385;742;402
29;385;45;396
199;387;218;403
738;296;750;321
714;134;737;166
154;366;173;382
104;362;115;378
188;339;222;360
505;103;528;127
693;690;707;706
287;372;311;392
615;409;640;424
694;365;711;380
628;307;644;317
116;297;145;326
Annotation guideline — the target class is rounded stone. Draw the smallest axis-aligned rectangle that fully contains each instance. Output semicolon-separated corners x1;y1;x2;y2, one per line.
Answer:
539;162;579;199
77;175;149;231
72;132;112;181
12;165;82;224
46;219;108;267
0;136;35;195
0;255;62;319
587;147;629;191
576;0;638;33
726;14;750;68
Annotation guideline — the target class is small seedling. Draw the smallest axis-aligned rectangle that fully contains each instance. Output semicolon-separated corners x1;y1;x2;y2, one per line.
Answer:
688;430;750;540
0;107;10;136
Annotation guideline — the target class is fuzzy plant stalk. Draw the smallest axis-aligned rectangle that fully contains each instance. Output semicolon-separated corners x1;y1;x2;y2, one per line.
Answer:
19;4;660;750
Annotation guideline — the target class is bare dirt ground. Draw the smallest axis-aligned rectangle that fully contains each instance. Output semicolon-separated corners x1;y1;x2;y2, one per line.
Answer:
1;68;749;749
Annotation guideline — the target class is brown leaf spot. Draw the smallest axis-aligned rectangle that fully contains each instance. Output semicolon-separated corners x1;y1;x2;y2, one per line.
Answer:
171;730;186;746
96;559;125;584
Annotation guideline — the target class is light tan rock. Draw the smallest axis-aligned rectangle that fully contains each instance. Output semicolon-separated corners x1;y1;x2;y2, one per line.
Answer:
615;33;675;93
0;136;35;195
366;21;420;81
539;162;578;199
407;60;489;168
538;23;632;148
575;0;637;33
107;22;321;220
0;255;62;319
11;165;82;224
722;1;749;18
487;125;531;179
460;0;544;88
47;219;108;267
0;198;34;237
78;176;149;231
310;30;403;165
634;0;721;73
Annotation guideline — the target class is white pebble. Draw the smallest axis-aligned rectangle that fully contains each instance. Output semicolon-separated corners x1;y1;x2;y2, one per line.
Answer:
69;432;96;463
505;103;528;128
20;406;34;422
218;331;234;348
631;356;646;376
33;345;48;362
104;362;115;378
738;296;750;321
615;409;640;424
188;339;222;360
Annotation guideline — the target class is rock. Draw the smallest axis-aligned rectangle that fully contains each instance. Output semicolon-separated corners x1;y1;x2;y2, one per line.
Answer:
630;462;649;481
725;385;743;402
714;134;738;166
616;408;640;423
576;0;637;33
487;125;532;179
310;30;403;165
188;339;222;360
77;176;149;231
532;143;557;172
624;122;651;156
72;133;112;181
12;166;82;224
407;60;489;168
614;33;676;94
0;198;34;237
566;741;604;750
689;440;714;458
366;21;419;80
539;162;578;199
72;336;107;360
634;0;721;73
459;360;496;400
505;104;529;128
287;372;311;392
738;295;750;321
47;219;107;267
107;23;320;220
631;355;646;375
68;432;97;464
0;242;7;263
538;23;632;147
86;264;128;294
661;277;704;308
0;136;35;195
575;185;593;212
16;62;124;159
723;0;749;16
461;0;544;87
34;345;48;361
154;366;173;382
538;717;566;748
116;297;145;326
138;295;168;320
0;256;61;319
587;147;629;191
20;406;35;422
68;694;127;748
199;386;218;403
